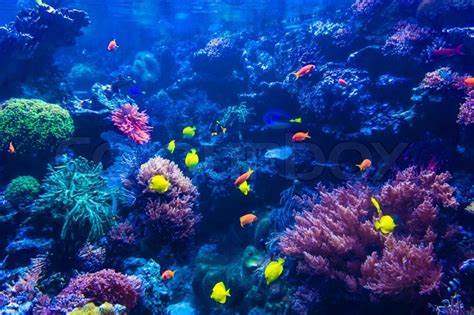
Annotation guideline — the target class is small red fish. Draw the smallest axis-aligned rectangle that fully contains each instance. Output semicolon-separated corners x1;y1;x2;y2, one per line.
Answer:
290;64;316;80
234;168;254;186
292;132;311;142
338;79;348;86
464;77;474;88
8;142;15;154
431;45;463;58
356;159;372;171
107;39;119;51
161;270;175;281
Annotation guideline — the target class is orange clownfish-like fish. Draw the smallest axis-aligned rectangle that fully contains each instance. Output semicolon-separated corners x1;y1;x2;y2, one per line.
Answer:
290;64;316;80
161;270;175;281
234;168;254;186
338;79;348;86
240;214;258;228
107;39;119;51
291;132;311;142
356;159;372;171
8;142;15;154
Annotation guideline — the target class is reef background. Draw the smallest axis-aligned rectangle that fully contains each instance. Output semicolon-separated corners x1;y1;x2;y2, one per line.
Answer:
0;0;473;314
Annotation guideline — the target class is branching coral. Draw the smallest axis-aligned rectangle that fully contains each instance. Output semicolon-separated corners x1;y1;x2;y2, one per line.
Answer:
0;98;74;154
457;89;474;126
382;20;434;58
111;103;152;144
33;157;113;242
279;184;381;291
55;269;141;312
137;156;199;243
361;236;443;298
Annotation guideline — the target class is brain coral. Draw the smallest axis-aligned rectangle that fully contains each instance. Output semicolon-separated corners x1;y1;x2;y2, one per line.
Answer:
0;98;74;154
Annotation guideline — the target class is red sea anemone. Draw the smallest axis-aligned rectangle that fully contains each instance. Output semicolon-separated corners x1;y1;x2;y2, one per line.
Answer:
111;103;152;144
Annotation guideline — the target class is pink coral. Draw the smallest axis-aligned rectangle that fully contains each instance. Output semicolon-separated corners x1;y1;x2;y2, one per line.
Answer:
109;221;136;245
56;269;141;311
418;68;465;92
111;103;152;144
382;20;434;57
457;89;474;125
361;236;442;298
279;184;381;291
352;0;381;16
137;156;199;243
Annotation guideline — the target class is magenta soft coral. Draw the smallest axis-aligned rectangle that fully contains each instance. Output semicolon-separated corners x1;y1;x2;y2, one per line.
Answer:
279;184;381;291
111;103;152;144
56;269;141;311
361;236;443;298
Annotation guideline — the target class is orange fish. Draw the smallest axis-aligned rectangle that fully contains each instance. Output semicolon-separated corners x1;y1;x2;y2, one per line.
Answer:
291;132;311;142
161;270;175;281
290;64;316;80
234;168;254;186
240;214;258;228
8;142;15;154
464;77;474;87
107;39;119;51
356;159;372;171
338;79;348;86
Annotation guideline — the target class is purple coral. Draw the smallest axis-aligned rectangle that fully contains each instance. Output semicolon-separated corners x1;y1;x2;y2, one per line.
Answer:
279;184;381;291
382;20;434;57
137;156;200;243
418;68;465;92
55;269;141;312
361;236;443;298
109;221;137;245
76;242;106;272
457;89;474;125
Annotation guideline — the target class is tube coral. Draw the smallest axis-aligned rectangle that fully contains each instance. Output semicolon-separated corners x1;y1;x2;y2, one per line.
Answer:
111;103;152;144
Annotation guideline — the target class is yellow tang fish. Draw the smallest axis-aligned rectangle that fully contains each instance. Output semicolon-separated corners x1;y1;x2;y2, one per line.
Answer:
371;197;381;215
185;148;199;169
264;257;284;285
149;175;171;193
182;126;196;139
238;181;251;196
374;215;397;234
167;140;176;154
210;281;230;304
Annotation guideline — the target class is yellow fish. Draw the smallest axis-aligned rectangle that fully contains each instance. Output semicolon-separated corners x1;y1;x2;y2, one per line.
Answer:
185;149;199;169
210;281;230;304
289;117;302;123
371;197;381;215
182;126;196;139
167;140;176;154
149;175;171;193
374;215;397;234
264;257;284;285
238;181;251;196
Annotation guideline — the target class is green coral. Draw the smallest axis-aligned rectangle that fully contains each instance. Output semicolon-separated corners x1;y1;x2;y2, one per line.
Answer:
5;176;40;208
33;157;113;242
0;98;74;154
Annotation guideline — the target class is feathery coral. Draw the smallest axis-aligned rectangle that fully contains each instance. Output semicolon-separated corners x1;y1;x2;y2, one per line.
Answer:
111;103;152;144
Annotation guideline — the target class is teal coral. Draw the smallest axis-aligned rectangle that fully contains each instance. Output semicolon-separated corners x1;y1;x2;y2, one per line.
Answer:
5;176;40;208
33;157;113;242
0;98;74;154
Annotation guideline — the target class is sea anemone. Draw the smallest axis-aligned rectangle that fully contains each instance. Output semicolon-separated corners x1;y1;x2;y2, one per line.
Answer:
111;103;152;144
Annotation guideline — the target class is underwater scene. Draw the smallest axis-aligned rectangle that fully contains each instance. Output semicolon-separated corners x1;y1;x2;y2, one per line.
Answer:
0;0;474;314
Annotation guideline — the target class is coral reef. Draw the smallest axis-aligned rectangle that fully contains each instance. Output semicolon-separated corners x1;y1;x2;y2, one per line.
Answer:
458;90;474;126
4;176;40;209
111;103;153;145
32;157;113;242
0;98;74;154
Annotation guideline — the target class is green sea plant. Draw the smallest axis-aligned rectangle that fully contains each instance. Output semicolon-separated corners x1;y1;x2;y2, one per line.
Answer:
33;157;113;242
5;176;41;209
0;98;74;154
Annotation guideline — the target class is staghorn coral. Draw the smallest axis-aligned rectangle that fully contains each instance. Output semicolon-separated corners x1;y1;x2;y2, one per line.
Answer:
33;157;113;242
111;103;152;145
4;176;40;209
137;156;199;244
457;89;474;126
361;236;443;298
0;98;74;154
55;269;141;312
279;184;381;291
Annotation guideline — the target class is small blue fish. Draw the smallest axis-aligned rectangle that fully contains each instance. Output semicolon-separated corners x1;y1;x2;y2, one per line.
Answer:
438;69;452;82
